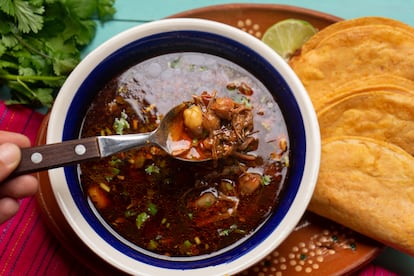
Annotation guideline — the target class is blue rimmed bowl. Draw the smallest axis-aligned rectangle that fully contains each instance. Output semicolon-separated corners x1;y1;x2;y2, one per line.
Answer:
46;18;320;275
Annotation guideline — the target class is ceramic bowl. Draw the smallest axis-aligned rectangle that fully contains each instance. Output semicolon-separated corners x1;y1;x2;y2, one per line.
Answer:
46;18;320;275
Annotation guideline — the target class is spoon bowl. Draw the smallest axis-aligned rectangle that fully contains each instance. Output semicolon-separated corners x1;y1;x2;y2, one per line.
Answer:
97;102;190;159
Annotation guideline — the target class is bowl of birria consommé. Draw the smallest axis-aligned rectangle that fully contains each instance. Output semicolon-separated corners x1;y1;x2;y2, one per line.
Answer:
46;18;320;275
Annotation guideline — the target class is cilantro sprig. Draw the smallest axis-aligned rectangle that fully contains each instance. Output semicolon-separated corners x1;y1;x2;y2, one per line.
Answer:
0;0;116;107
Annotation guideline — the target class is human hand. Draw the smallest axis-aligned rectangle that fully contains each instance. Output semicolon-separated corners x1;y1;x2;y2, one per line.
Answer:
0;131;39;224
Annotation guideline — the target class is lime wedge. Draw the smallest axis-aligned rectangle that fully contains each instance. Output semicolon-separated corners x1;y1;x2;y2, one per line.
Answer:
262;19;317;61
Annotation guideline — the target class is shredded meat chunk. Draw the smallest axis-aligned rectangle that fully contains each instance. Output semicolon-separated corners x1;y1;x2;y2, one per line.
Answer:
180;90;258;161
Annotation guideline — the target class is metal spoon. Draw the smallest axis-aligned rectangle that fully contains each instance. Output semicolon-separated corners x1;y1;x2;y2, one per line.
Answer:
11;103;199;177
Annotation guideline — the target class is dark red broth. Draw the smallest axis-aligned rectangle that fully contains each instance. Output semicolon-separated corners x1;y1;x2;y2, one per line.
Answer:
80;53;289;257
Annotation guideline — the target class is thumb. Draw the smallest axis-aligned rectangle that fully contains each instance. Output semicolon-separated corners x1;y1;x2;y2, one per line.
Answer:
0;143;21;181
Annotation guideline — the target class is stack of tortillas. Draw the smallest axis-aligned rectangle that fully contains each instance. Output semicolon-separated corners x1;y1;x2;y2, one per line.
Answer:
289;17;414;255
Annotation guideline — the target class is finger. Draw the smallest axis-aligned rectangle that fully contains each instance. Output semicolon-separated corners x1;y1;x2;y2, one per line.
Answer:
0;131;31;147
0;197;19;224
0;143;22;181
0;175;39;198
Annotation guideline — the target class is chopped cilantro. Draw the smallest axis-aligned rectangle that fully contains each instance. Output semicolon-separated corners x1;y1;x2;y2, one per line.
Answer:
147;202;158;216
113;110;130;135
183;240;192;248
104;167;120;182
218;224;238;236
136;212;149;229
145;163;160;175
261;175;272;186
218;228;230;236
240;96;252;108
110;167;120;175
169;58;180;68
109;157;122;167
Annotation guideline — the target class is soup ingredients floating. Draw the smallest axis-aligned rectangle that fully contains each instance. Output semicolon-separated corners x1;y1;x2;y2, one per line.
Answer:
0;0;116;107
12;91;262;176
261;18;317;61
169;91;258;161
80;51;290;256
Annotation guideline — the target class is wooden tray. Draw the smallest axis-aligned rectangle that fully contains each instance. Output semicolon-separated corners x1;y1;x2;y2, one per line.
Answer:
36;4;382;275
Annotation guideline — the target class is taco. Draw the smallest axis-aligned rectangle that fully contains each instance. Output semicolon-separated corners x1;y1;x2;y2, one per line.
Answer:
309;136;414;255
290;21;414;104
317;90;414;155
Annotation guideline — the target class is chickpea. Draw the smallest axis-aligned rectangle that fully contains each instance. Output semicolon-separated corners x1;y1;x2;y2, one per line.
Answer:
183;105;203;137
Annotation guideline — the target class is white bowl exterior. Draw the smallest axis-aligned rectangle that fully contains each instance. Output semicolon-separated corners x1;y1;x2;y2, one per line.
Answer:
47;18;320;275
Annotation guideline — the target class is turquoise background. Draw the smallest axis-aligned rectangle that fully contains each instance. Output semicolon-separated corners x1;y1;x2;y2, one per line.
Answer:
84;0;414;55
89;0;414;273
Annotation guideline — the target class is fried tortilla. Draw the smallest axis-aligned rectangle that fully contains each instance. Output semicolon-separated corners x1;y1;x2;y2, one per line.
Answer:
317;90;414;155
298;17;414;55
314;74;414;111
289;23;414;104
289;16;414;255
309;136;414;255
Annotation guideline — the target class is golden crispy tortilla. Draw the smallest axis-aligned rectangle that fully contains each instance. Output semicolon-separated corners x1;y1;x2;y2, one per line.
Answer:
290;16;414;256
317;90;414;155
314;74;414;111
289;24;414;104
298;17;414;55
309;136;414;255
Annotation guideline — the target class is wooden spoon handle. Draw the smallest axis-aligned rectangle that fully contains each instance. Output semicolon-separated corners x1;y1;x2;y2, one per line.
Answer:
11;137;100;177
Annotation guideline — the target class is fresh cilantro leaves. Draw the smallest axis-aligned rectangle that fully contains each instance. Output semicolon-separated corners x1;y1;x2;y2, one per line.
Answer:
113;110;130;135
0;0;116;107
0;0;45;34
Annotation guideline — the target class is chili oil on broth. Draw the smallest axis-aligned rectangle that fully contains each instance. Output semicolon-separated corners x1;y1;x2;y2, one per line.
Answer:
79;52;290;257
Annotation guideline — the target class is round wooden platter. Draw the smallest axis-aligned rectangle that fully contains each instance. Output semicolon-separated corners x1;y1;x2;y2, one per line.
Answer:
36;4;382;275
167;3;343;39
